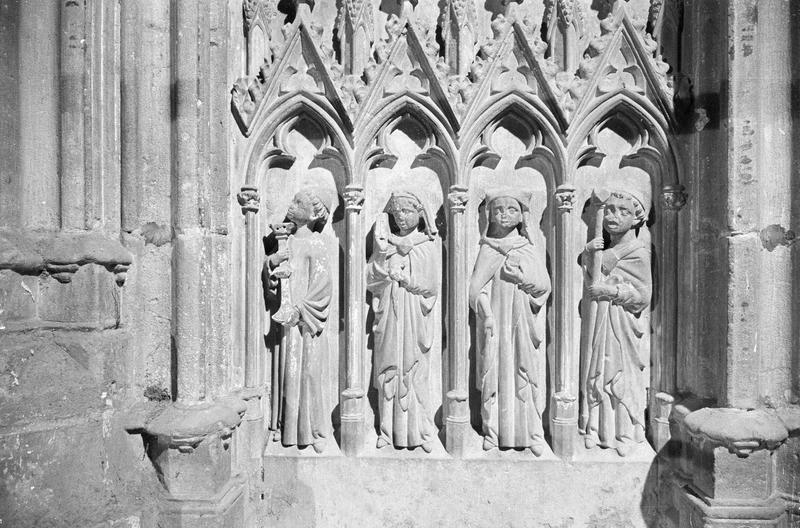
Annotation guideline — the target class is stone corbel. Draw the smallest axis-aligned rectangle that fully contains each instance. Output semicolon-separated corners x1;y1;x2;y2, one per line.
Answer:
682;408;788;457
128;397;247;524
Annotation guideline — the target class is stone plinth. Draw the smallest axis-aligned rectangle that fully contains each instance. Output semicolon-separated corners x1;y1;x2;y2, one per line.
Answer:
259;447;658;527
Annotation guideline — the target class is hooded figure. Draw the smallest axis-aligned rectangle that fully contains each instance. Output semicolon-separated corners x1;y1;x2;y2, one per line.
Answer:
266;186;335;453
468;187;551;455
366;190;440;452
579;183;652;457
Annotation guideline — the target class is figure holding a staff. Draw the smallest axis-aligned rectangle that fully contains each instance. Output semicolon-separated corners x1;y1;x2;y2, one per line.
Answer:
266;187;334;453
580;182;652;456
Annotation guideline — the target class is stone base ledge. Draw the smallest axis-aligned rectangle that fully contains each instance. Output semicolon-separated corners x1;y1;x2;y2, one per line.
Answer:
0;229;132;284
674;484;788;524
160;472;246;513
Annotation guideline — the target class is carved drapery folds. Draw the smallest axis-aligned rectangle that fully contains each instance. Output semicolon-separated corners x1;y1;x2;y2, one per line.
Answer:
234;0;683;459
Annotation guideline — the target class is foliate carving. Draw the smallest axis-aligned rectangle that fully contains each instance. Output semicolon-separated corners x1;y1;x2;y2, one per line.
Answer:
662;185;686;211
366;190;440;452
343;185;365;211
231;76;265;131
447;185;469;213
554;185;576;212
447;75;475;116
470;188;550;456
237;186;260;214
243;0;279;36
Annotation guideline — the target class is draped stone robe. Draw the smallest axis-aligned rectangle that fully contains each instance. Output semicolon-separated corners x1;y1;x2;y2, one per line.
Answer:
366;230;440;448
469;234;550;449
268;232;333;449
580;238;651;448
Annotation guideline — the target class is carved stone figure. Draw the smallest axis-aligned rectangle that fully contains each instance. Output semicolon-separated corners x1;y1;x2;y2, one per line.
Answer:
266;187;334;453
366;190;440;452
579;186;652;456
469;188;551;455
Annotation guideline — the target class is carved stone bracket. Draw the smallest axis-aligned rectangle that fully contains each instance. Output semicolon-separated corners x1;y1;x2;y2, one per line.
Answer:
237;186;261;214
343;184;365;212
447;185;469;213
662;184;687;211
554;184;577;212
682;408;789;457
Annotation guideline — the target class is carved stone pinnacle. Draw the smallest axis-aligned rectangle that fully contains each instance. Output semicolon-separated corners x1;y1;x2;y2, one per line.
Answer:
237;186;261;214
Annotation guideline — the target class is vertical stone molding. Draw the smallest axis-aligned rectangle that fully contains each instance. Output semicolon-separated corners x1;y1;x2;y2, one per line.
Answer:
238;185;261;390
341;183;366;456
650;184;685;451
551;183;577;458
19;0;60;229
445;184;469;457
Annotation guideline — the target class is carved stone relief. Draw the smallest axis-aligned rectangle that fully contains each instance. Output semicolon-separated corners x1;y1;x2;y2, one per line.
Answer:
469;189;551;455
234;0;683;460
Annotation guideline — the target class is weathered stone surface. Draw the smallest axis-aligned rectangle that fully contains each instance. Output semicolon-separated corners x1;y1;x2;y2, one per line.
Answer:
39;264;120;326
0;412;161;528
0;270;38;323
683;408;788;456
258;455;656;527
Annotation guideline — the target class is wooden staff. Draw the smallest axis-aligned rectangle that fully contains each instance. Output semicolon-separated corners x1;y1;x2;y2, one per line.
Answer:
590;189;609;286
269;222;294;437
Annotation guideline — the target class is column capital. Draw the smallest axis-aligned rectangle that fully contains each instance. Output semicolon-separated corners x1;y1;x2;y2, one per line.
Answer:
237;186;260;214
662;184;687;211
343;184;365;211
554;184;576;212
447;185;469;213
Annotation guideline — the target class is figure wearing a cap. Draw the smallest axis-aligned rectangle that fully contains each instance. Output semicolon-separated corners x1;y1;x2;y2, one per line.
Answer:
266;187;334;453
367;190;440;452
469;188;551;455
580;187;652;456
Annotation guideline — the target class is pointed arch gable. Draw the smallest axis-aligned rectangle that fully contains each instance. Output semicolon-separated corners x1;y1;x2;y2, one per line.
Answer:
567;92;681;189
245;93;354;188
460;92;567;190
354;93;458;187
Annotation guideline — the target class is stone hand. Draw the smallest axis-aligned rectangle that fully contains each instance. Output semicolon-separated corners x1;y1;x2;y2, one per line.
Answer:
504;261;526;284
587;283;617;300
585;237;604;252
521;282;548;297
484;315;495;337
269;248;291;267
285;306;301;327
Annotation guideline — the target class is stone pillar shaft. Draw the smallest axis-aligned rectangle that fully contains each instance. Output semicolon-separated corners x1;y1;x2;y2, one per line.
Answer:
551;184;577;458
341;184;366;456
724;0;793;408
120;0;172;229
19;0;60;229
445;185;469;457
